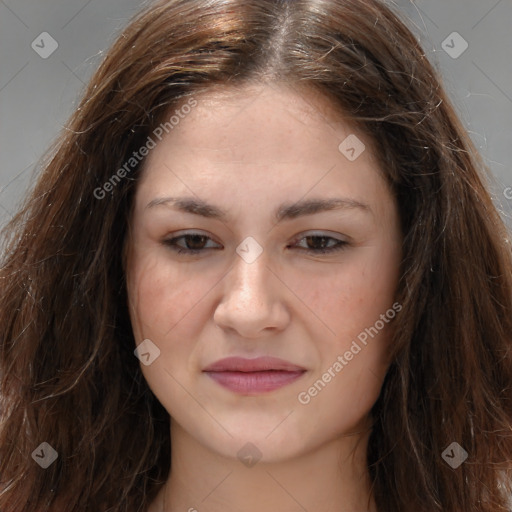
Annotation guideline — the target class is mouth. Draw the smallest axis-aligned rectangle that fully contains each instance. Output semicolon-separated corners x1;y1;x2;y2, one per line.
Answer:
202;356;307;394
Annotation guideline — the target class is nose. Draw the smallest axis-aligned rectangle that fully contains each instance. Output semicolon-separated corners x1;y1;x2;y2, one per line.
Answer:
213;251;290;339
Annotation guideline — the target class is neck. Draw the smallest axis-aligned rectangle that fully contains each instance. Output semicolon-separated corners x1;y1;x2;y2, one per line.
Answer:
154;422;377;512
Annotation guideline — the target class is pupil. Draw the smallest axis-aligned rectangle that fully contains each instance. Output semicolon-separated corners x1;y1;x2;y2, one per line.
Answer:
187;235;207;250
307;236;328;249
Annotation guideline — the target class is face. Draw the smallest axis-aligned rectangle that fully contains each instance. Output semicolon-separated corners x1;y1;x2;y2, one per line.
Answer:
124;83;402;463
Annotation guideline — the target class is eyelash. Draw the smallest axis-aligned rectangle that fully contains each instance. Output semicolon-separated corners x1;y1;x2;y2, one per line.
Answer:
162;232;349;255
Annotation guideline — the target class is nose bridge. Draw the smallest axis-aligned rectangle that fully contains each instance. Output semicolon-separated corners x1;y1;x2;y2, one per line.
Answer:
213;246;290;337
227;250;270;303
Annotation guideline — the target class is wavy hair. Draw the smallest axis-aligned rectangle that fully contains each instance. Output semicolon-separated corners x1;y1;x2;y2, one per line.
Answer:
1;0;511;510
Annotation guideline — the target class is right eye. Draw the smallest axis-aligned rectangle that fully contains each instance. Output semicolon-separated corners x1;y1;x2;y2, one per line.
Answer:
162;232;223;255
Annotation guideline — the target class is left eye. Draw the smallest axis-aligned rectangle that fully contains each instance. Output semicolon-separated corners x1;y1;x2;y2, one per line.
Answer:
291;234;348;254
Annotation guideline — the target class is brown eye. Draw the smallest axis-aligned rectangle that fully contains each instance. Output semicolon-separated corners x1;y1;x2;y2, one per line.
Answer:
292;233;349;254
163;232;222;254
304;236;334;250
183;234;209;250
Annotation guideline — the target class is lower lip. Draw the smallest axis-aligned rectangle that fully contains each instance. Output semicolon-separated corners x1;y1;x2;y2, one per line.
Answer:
205;370;305;394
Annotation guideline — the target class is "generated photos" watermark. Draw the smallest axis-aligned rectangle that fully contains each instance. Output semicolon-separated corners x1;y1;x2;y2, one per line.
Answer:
93;98;197;200
298;302;402;405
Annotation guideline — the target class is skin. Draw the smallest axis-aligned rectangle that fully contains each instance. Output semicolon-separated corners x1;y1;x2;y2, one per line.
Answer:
124;83;403;512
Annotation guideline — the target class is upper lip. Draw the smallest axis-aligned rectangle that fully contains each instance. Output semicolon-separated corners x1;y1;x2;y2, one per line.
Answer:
203;356;306;373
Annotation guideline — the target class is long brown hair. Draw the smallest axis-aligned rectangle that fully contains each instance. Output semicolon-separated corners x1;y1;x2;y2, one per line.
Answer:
1;0;511;510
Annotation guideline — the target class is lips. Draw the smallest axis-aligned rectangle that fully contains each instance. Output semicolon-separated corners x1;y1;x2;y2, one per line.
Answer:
203;356;306;394
203;356;306;373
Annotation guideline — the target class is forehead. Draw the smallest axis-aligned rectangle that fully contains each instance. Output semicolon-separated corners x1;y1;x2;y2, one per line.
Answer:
158;84;351;156
134;83;392;220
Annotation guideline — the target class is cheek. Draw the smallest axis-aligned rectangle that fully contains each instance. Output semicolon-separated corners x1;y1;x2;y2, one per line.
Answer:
294;254;399;437
125;253;216;412
126;252;213;342
289;248;400;347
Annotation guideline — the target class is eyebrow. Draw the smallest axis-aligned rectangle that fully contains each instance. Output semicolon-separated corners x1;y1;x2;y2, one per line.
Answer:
145;196;372;222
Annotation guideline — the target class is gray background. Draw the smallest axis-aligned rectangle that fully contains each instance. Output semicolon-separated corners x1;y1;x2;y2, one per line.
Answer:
1;0;511;230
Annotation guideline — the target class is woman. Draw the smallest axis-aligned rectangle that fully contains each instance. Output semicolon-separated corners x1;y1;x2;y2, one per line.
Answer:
1;0;511;511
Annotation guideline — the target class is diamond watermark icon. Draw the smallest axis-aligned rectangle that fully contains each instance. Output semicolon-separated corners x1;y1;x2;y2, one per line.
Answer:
237;442;262;468
134;338;161;366
441;32;468;59
236;236;263;264
31;442;58;469
441;441;468;469
338;134;366;161
31;32;59;59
